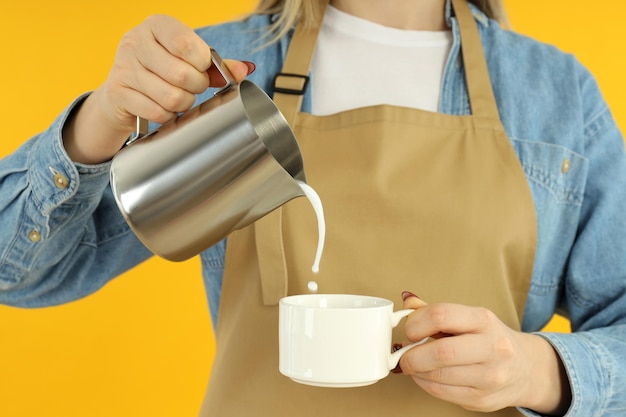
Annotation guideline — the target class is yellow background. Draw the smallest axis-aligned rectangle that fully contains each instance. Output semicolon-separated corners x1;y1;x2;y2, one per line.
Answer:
0;1;624;416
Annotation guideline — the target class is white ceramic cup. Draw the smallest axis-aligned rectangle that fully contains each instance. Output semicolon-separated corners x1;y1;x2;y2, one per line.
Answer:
279;294;428;388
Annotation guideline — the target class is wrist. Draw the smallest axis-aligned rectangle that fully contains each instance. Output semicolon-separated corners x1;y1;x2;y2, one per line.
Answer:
517;333;571;415
62;90;132;164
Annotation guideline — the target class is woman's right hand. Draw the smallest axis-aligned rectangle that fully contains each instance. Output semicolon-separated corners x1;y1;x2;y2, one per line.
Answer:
63;15;254;164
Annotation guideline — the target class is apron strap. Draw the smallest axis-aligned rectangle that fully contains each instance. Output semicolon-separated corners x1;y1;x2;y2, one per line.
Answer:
255;0;330;305
450;0;501;120
272;0;330;126
255;209;289;305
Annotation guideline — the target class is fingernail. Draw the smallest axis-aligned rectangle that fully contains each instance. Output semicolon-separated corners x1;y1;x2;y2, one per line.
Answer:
401;291;419;301
391;343;403;374
242;60;256;75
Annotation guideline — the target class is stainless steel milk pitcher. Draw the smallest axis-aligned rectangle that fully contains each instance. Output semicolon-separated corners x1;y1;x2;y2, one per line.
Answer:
110;49;306;262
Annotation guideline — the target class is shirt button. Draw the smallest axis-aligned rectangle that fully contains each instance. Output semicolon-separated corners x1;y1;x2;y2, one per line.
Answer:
28;229;42;243
561;159;571;174
53;172;69;189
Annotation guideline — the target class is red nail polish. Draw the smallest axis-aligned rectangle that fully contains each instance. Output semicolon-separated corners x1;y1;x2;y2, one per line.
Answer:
391;343;404;374
401;291;419;301
242;61;256;75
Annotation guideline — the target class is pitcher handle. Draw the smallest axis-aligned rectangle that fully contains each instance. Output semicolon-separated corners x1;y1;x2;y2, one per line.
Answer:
127;48;237;145
209;48;238;93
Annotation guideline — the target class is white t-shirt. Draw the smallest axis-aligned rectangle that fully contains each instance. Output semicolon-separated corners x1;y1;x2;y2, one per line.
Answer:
311;5;453;115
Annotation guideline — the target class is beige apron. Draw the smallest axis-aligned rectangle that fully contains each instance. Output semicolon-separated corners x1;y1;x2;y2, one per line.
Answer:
200;0;537;415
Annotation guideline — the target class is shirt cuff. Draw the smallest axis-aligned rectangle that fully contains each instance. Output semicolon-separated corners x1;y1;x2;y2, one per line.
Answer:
27;93;112;216
517;331;612;417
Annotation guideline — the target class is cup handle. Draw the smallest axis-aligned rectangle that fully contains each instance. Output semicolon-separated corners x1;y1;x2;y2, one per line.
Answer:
127;48;236;146
388;309;429;370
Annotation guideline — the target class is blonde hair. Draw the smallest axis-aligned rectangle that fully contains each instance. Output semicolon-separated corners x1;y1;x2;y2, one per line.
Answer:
468;0;509;26
252;0;509;45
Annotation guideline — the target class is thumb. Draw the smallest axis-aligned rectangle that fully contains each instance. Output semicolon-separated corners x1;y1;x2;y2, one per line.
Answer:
401;291;428;310
207;59;255;88
391;292;429;375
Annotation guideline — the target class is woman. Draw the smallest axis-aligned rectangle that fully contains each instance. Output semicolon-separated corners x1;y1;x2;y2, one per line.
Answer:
1;0;625;416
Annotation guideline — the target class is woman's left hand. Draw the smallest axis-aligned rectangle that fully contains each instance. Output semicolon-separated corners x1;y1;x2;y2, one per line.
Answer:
398;293;571;415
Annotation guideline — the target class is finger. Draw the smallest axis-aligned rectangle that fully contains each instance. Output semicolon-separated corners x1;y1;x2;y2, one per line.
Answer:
110;84;179;126
401;291;428;309
400;334;490;374
411;374;500;412
142;16;254;90
401;293;452;340
146;15;212;72
412;363;485;388
136;39;211;94
413;362;513;397
242;61;257;75
125;67;197;115
412;372;474;398
399;292;453;348
404;303;495;342
145;15;256;84
207;59;255;88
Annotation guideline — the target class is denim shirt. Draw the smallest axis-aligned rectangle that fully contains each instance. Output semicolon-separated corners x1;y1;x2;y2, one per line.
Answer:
1;3;625;416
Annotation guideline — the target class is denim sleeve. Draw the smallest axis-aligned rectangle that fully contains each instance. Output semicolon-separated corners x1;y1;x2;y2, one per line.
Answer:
521;74;626;415
0;94;153;307
554;114;626;416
